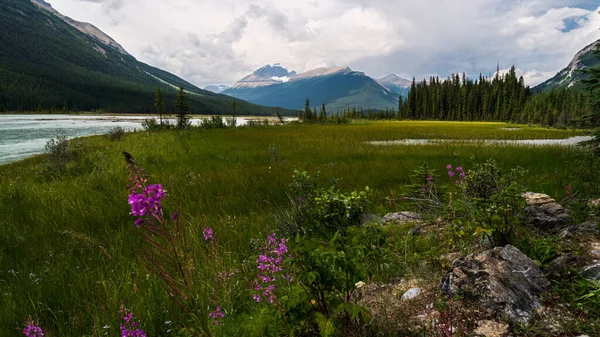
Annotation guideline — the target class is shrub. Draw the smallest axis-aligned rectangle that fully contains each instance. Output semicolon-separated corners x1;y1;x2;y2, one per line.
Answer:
40;131;83;178
108;126;125;141
200;116;226;129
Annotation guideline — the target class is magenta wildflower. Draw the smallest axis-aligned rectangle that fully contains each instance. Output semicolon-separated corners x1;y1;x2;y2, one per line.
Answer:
448;171;455;177
203;227;214;242
446;164;452;170
253;233;293;303
421;186;427;193
456;166;463;172
23;318;44;337
208;306;225;325
427;175;434;182
119;304;146;337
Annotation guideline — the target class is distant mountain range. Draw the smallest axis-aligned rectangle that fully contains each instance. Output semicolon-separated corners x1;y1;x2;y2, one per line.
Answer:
0;0;285;114
203;84;230;94
221;64;408;111
534;39;600;92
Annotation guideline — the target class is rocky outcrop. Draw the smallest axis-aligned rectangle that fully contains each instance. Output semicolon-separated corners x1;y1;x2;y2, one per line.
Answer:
522;192;568;229
381;211;421;225
440;245;550;323
559;221;599;239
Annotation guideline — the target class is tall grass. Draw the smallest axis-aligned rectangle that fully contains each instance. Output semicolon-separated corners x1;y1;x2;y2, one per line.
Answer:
0;121;593;335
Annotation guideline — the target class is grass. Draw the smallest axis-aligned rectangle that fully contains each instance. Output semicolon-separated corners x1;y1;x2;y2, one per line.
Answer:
0;120;596;335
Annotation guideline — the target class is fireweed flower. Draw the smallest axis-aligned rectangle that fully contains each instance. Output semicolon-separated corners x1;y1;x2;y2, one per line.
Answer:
253;233;293;303
203;227;214;242
208;306;225;325
119;304;146;337
23;318;44;337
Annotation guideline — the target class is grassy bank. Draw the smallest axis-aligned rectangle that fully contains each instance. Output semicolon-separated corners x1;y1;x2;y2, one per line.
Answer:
0;121;596;335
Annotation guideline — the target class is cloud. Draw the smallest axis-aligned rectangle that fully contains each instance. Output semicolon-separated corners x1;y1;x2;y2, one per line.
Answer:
47;0;600;87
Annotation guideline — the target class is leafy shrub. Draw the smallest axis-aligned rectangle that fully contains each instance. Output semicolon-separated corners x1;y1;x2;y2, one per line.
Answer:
107;126;125;141
200;116;226;129
40;131;83;178
279;170;370;238
406;160;526;247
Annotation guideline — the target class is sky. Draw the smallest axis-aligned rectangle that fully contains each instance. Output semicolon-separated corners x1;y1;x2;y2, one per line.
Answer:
47;0;600;88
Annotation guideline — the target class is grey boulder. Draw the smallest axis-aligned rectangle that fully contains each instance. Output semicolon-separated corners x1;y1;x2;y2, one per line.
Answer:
440;245;550;323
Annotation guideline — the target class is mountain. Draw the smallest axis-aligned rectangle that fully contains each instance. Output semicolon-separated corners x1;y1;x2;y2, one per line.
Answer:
0;0;285;115
377;74;411;97
203;84;230;94
222;65;398;111
534;39;600;92
230;64;297;89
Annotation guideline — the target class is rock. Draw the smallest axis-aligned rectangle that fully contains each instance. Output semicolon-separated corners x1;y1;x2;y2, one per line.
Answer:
440;245;550;323
544;253;578;279
559;221;599;239
381;211;421;225
359;213;382;225
582;262;600;281
473;320;509;337
522;192;568;229
440;252;462;263
589;198;600;207
401;287;421;301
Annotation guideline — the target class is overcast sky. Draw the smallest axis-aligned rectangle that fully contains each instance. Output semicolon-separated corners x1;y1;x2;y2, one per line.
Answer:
47;0;600;88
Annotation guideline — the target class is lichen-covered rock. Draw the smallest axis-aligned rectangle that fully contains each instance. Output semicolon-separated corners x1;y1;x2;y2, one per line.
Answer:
401;287;421;301
473;320;509;337
440;245;550;323
544;253;578;280
381;211;421;225
559;221;599;239
522;192;568;229
582;262;600;281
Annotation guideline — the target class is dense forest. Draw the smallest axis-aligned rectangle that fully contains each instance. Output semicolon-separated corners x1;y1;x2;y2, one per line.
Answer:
337;66;591;128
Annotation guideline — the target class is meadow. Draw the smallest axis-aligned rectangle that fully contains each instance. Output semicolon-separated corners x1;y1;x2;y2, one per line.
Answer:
0;120;597;336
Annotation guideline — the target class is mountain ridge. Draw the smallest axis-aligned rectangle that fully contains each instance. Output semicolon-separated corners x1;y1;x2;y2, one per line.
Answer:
222;65;400;111
0;0;287;115
534;39;600;92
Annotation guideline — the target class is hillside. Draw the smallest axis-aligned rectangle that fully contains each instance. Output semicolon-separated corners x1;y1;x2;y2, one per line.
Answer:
0;0;285;115
534;39;600;92
222;65;399;111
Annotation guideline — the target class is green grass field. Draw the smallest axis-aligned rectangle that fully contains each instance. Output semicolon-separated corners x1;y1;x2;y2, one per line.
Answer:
0;121;596;335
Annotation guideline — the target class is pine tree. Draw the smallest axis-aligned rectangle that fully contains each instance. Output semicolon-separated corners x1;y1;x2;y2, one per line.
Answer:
304;98;311;121
174;86;190;129
154;86;166;125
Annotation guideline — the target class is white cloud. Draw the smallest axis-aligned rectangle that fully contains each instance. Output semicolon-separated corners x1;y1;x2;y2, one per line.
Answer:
47;0;600;87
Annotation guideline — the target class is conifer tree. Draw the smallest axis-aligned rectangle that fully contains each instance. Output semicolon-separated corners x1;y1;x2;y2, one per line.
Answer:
154;86;166;125
174;86;190;129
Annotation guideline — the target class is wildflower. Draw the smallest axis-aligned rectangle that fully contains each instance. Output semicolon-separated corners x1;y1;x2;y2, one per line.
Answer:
119;304;146;337
448;171;455;178
456;166;463;172
208;306;225;325
427;175;434;182
171;212;178;220
446;164;452;170
253;233;292;303
23;318;44;337
422;186;427;192
203;227;214;242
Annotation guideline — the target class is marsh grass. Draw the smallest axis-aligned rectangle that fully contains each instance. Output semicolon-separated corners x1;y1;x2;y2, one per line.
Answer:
0;121;594;335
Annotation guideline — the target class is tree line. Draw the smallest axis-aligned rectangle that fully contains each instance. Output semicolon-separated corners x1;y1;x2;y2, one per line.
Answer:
326;65;591;128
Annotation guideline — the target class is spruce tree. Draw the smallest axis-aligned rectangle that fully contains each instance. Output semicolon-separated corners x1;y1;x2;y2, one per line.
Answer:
154;86;166;126
174;86;190;129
